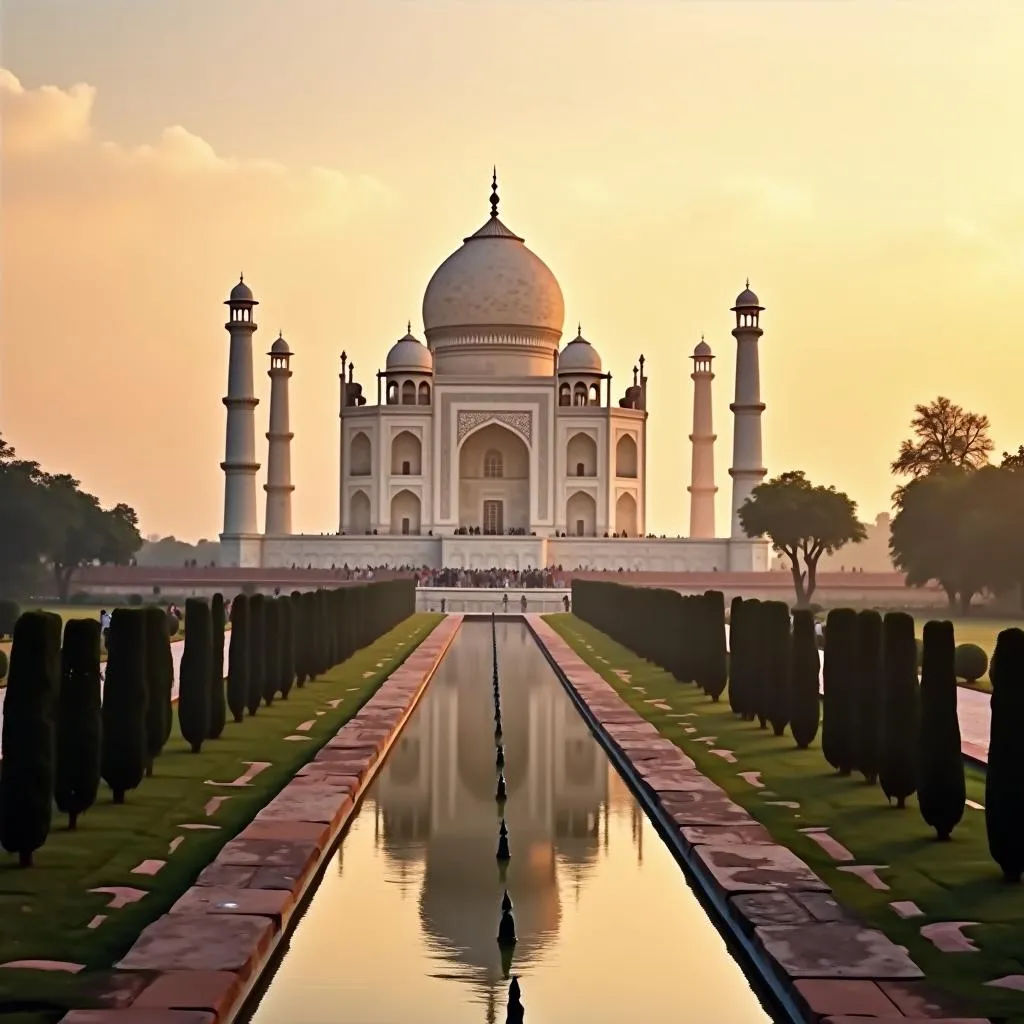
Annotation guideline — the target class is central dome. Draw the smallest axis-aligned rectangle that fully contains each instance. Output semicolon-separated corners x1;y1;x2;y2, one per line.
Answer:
420;177;565;379
422;216;565;336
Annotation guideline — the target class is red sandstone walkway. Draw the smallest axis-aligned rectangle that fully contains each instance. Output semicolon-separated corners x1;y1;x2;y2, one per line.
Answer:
525;615;991;1024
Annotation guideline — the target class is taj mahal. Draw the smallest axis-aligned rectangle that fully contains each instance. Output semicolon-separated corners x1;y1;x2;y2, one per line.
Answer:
218;174;771;573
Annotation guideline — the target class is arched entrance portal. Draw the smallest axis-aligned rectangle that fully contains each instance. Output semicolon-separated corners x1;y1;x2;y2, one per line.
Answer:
458;422;530;534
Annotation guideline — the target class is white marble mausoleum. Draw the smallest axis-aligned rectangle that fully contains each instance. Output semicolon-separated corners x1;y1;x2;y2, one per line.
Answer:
218;175;771;572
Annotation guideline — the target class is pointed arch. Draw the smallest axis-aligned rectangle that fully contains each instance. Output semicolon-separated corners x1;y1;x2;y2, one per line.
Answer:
350;489;371;533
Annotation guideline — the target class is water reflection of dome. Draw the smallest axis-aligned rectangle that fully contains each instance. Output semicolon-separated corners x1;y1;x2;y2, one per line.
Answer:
374;622;610;986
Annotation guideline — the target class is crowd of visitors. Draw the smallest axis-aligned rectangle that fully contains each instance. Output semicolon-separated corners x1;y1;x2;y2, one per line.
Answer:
415;566;568;588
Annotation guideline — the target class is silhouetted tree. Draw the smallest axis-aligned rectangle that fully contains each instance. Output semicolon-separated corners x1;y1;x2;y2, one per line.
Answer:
854;609;884;784
986;627;1024;882
880;612;919;809
789;609;820;749
918;620;965;840
101;608;147;804
178;598;212;753
209;592;227;738
738;471;866;605
226;595;249;723
822;608;857;774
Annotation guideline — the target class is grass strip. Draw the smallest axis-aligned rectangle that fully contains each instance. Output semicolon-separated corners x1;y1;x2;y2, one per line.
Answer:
545;613;1024;1024
0;612;443;1018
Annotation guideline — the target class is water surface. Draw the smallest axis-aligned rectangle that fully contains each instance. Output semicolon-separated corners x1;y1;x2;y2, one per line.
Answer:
248;621;775;1023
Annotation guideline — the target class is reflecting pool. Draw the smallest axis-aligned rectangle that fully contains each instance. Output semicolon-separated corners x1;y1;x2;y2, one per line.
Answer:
247;621;776;1023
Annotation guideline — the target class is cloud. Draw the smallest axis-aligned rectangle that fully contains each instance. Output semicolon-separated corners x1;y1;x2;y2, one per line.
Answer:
0;68;95;154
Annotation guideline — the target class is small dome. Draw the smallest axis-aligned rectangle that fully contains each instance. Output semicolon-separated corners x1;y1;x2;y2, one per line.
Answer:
693;338;712;358
229;275;254;303
271;332;290;355
558;328;603;373
732;283;761;309
386;327;433;373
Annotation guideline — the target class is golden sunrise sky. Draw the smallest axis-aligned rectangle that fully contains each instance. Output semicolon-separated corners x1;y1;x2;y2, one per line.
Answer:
3;0;1024;542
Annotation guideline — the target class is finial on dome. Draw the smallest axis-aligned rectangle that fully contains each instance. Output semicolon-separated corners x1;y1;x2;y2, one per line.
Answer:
745;277;750;289
577;322;582;337
407;319;412;334
240;272;244;283
490;167;500;219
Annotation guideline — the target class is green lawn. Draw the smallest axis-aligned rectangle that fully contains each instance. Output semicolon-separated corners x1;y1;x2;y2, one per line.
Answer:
545;613;1024;1024
0;612;443;1020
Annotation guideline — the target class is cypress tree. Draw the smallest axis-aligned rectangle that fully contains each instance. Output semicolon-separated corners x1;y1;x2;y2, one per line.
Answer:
247;594;265;715
918;619;965;841
226;594;249;723
0;611;58;866
822;608;857;774
703;590;728;702
101;608;147;805
879;611;919;809
728;597;745;716
763;601;792;736
855;609;884;784
209;593;227;739
263;597;279;706
291;590;307;686
279;596;295;699
789;609;820;749
142;606;170;776
308;590;322;680
178;598;212;753
985;627;1024;882
738;598;761;721
54;618;102;830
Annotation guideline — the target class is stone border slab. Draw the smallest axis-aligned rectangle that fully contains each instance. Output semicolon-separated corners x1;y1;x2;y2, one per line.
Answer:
68;614;463;1024
524;616;986;1024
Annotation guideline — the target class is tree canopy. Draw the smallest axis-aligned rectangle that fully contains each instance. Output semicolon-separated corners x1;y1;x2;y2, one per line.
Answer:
890;459;1024;612
891;396;993;481
0;435;141;600
738;471;866;605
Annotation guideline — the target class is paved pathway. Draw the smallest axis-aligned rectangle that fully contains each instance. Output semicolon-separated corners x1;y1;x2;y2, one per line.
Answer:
0;637;234;757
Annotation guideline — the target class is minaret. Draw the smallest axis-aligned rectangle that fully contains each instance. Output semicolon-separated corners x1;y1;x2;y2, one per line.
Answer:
688;337;717;538
728;282;767;537
221;275;260;538
264;332;294;535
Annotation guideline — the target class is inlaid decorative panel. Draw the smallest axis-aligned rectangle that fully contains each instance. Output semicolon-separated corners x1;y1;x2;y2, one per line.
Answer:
456;410;533;445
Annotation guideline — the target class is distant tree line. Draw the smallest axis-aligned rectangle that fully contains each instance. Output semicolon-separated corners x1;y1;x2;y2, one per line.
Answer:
0;435;142;602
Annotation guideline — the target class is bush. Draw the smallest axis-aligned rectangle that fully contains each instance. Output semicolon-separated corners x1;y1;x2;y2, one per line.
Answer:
954;643;988;684
879;611;919;809
763;601;792;736
854;610;884;785
178;598;212;753
247;594;265;716
166;615;179;638
292;590;307;687
789;609;820;749
702;591;728;703
263;597;280;707
54;619;102;830
101;608;148;804
0;650;8;680
226;595;249;724
918;619;965;841
0;599;21;638
209;593;227;739
985;627;1024;882
822;608;857;775
727;597;745;716
142;606;173;775
0;610;58;866
279;596;294;700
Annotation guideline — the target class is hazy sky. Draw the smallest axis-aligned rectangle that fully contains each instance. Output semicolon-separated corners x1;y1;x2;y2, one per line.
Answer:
3;1;1024;542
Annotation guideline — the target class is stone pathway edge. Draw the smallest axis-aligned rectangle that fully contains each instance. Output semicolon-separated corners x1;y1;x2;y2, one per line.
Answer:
57;614;463;1024
525;615;987;1024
